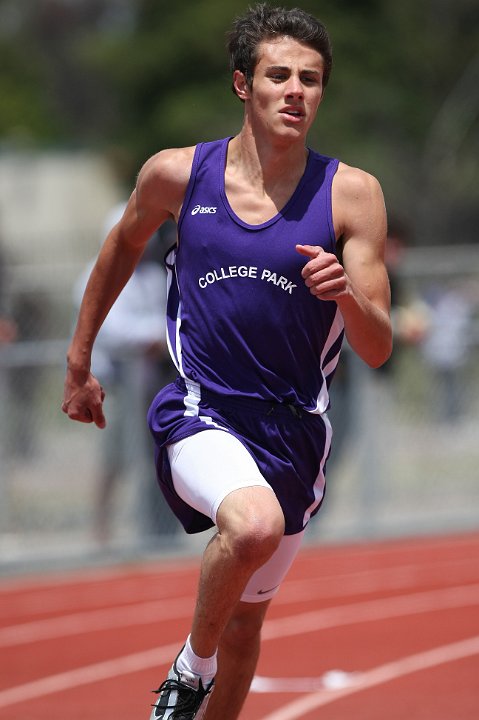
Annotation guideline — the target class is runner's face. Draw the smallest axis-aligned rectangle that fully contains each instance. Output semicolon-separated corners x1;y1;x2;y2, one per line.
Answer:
241;37;325;141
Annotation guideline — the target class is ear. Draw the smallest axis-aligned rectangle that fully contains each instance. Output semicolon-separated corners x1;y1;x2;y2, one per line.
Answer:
232;70;251;101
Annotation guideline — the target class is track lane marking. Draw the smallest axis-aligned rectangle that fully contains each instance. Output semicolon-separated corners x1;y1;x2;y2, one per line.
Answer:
0;559;201;594
275;556;479;605
1;532;477;596
1;583;478;649
258;635;479;720
0;643;179;709
0;583;478;708
1;552;477;619
0;596;194;647
262;583;479;641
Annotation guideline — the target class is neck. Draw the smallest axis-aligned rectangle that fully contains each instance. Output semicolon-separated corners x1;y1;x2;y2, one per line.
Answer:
229;124;308;187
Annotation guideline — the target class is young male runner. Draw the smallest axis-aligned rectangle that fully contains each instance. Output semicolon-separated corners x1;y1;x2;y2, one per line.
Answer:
62;4;392;719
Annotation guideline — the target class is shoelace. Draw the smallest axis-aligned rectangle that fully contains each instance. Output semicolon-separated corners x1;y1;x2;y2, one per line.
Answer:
151;678;206;718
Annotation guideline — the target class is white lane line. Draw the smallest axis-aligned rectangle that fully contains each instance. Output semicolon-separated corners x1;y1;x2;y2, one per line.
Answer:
258;635;479;720
251;670;357;693
262;583;479;641
0;583;478;708
275;556;479;605
0;575;197;615
0;559;200;594
0;597;194;648
1;582;478;650
0;642;179;710
2;553;477;618
1;535;477;599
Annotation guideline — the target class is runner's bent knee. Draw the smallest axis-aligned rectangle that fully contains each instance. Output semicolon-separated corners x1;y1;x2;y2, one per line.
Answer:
216;486;285;566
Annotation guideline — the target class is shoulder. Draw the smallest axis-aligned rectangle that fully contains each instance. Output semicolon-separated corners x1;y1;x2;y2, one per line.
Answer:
332;162;386;239
137;146;196;193
136;146;197;219
333;162;384;204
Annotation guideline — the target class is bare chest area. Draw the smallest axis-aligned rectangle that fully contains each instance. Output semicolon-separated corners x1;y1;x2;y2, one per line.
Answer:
224;174;301;226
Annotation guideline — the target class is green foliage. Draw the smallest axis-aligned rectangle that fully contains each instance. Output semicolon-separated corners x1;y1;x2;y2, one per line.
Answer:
0;30;62;142
0;0;478;243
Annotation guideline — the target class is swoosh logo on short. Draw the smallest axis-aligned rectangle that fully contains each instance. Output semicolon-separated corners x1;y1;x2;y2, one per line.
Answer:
257;584;280;595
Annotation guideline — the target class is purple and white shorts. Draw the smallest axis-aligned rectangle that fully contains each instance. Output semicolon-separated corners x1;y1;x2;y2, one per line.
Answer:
147;377;332;537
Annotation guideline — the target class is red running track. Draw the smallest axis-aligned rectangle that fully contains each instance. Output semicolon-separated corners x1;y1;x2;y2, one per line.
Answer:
0;532;478;720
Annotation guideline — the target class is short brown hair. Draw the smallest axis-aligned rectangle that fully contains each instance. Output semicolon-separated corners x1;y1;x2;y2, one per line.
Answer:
227;3;333;94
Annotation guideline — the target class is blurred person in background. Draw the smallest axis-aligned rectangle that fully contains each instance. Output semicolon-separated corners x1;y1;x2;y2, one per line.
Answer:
383;217;428;362
74;203;177;544
421;280;475;421
0;316;15;343
1;235;47;459
0;241;16;345
324;217;427;513
0;240;16;472
63;4;392;719
8;287;47;458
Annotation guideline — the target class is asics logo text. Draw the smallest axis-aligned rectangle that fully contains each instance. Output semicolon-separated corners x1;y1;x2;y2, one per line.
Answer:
191;205;217;215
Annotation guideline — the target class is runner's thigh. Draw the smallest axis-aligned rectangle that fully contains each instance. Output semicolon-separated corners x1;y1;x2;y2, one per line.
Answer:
167;429;273;524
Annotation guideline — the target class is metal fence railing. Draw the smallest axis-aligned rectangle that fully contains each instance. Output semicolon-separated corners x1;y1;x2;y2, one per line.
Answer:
1;246;478;572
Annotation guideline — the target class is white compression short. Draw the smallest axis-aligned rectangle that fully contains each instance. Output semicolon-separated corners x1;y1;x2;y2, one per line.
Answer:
167;429;305;603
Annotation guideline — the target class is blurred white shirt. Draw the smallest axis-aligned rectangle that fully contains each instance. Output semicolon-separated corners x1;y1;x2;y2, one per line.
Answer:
73;202;168;381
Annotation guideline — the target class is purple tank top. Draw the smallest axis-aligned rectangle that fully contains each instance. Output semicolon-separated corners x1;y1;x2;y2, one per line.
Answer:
165;137;344;414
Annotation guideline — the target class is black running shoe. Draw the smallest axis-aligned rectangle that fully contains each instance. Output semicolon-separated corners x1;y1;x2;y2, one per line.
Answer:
150;653;214;720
